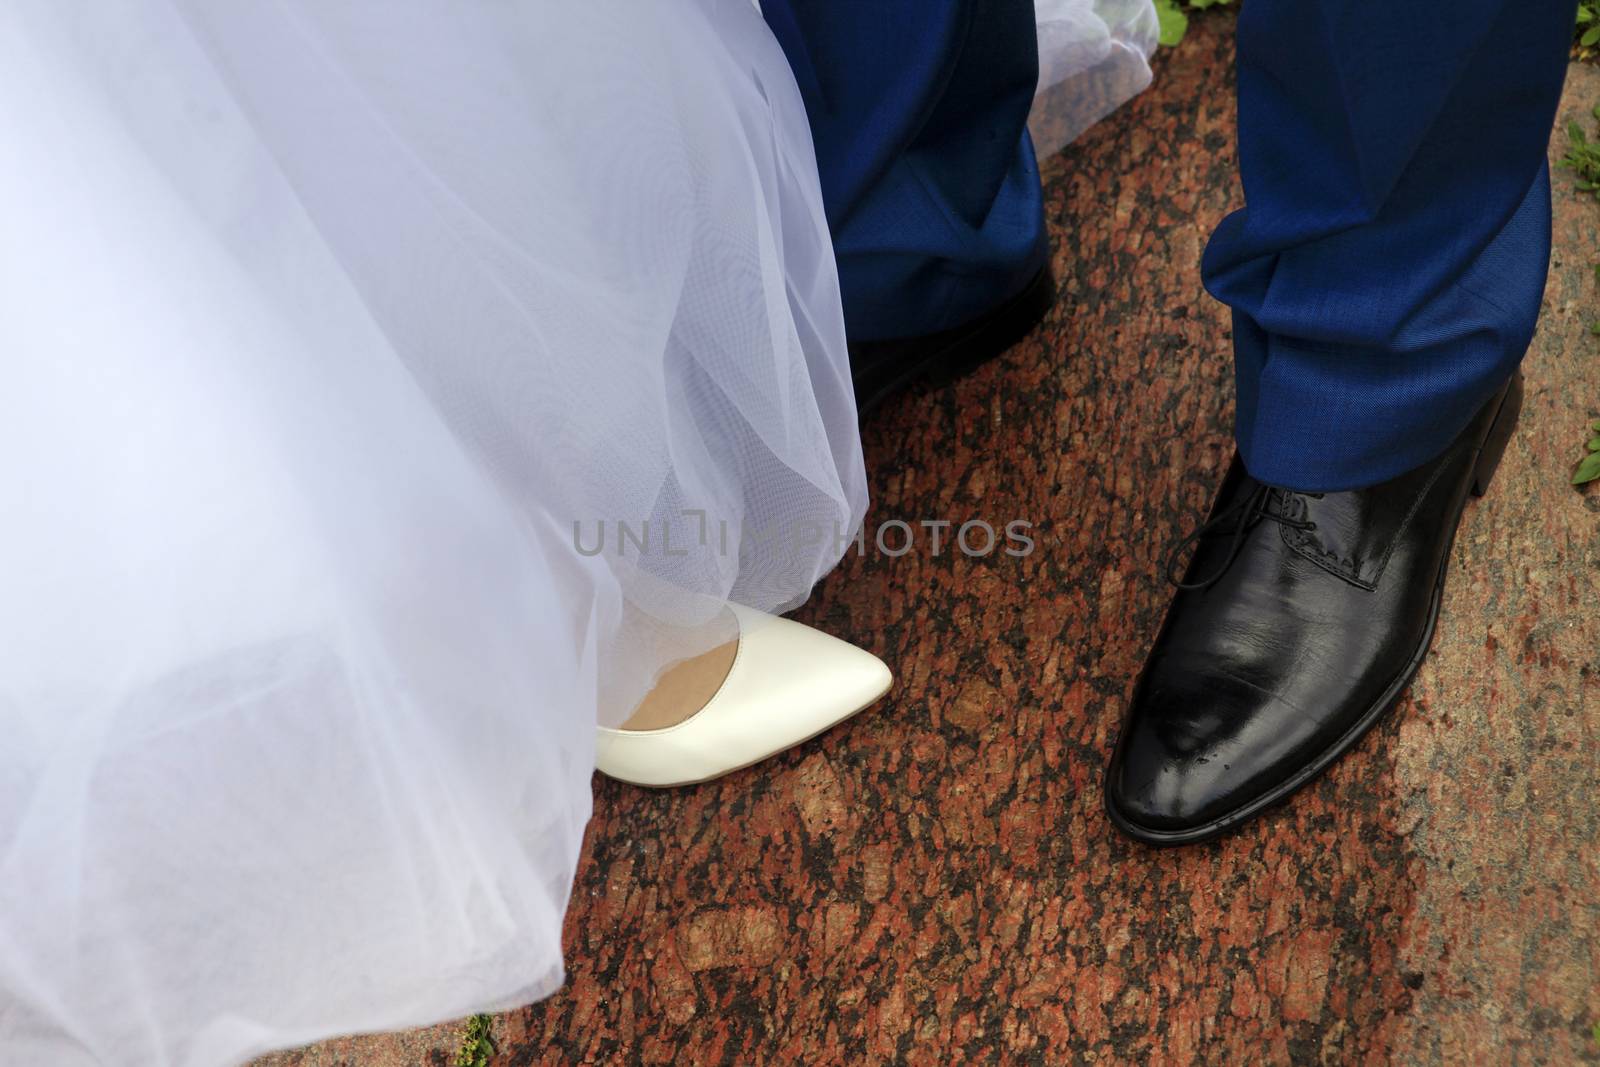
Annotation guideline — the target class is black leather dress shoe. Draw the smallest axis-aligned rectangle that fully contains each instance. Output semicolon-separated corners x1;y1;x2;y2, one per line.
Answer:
848;263;1055;418
1105;373;1524;845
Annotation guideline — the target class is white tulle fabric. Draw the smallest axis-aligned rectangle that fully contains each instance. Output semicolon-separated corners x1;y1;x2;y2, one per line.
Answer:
1031;0;1160;158
0;2;1153;1065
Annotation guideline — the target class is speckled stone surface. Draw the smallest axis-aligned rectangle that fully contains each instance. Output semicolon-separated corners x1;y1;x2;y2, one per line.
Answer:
262;27;1600;1067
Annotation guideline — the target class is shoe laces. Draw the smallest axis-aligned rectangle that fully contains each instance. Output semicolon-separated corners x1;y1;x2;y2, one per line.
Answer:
1164;481;1321;591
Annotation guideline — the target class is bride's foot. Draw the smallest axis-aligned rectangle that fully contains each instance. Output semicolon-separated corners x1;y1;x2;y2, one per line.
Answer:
595;604;891;788
614;636;740;732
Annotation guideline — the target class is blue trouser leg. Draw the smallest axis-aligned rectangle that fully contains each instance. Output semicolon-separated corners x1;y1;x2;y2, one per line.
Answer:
762;0;1047;342
1204;0;1574;491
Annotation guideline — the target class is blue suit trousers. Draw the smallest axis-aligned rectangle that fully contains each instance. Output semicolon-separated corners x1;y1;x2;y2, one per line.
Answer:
761;0;1048;343
764;0;1574;490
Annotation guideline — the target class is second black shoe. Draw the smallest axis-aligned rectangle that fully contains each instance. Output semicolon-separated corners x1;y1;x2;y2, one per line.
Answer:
848;263;1055;418
1105;372;1524;845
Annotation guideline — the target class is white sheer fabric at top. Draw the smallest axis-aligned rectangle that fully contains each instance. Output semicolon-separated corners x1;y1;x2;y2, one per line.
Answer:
1031;0;1161;157
0;2;1154;1065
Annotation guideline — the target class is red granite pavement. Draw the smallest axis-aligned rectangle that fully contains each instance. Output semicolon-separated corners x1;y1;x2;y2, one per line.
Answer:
261;25;1600;1067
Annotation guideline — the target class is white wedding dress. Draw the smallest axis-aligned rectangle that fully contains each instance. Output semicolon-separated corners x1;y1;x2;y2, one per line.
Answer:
0;2;1155;1064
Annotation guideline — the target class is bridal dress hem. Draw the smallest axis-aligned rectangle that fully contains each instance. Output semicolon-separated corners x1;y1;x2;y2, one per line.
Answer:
0;2;1155;1063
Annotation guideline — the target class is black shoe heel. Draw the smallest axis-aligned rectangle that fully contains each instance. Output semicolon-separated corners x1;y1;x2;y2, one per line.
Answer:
849;263;1056;417
1471;371;1524;498
923;264;1058;388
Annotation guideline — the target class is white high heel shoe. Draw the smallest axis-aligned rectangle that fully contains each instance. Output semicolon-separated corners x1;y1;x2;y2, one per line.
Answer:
595;604;891;788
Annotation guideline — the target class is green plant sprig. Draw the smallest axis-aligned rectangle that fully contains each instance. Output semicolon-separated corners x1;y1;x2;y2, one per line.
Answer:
1579;0;1600;60
1152;0;1232;48
1574;418;1600;485
455;1014;496;1067
1561;105;1600;200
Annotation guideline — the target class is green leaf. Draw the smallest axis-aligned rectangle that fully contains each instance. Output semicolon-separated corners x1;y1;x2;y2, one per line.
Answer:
1583;24;1600;46
1155;0;1189;46
1574;451;1600;485
454;1015;496;1067
1587;436;1600;452
1591;418;1600;432
1572;121;1591;145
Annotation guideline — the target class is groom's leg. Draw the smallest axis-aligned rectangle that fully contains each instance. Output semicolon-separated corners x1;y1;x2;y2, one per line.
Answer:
1106;0;1573;844
1203;0;1574;491
762;0;1052;411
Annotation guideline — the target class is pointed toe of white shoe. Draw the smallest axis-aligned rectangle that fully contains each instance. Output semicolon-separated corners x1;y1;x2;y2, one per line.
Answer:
596;605;891;788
